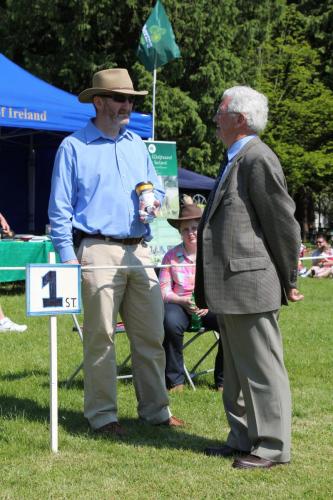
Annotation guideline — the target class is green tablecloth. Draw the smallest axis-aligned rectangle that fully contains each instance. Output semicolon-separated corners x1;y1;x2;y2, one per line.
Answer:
0;240;59;282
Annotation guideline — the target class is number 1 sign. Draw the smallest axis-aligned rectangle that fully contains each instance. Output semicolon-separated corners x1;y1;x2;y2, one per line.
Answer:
26;263;81;316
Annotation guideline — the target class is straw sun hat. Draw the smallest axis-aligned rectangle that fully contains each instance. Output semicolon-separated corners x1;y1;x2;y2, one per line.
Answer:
78;68;148;103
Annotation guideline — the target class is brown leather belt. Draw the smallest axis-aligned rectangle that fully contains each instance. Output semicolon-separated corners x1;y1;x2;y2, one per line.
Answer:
81;232;143;245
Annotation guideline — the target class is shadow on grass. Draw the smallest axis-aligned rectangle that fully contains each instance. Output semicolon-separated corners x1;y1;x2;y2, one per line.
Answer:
0;369;49;381
115;418;222;454
0;281;25;295
0;394;87;435
58;378;84;390
0;393;222;454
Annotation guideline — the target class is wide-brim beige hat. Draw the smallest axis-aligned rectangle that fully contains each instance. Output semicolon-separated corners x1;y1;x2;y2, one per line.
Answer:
78;68;148;103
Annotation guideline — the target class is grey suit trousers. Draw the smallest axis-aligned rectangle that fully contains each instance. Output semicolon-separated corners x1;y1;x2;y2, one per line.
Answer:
218;311;291;463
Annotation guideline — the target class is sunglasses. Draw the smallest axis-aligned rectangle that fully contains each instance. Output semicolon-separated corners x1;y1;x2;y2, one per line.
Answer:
104;93;135;104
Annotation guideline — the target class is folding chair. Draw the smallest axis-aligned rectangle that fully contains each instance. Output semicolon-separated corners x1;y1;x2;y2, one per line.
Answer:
65;314;132;388
182;327;220;390
67;316;220;391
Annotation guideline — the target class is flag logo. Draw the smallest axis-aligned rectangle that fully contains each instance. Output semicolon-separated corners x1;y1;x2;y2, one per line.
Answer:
137;1;180;72
149;26;166;43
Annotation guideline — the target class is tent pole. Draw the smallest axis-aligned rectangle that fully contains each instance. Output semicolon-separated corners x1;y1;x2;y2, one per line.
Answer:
152;68;157;141
28;135;36;233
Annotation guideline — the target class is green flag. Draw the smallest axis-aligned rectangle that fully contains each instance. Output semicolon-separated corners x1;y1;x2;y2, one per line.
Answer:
137;0;181;72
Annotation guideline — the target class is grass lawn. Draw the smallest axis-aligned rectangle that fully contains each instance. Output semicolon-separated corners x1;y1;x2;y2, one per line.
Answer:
0;279;332;499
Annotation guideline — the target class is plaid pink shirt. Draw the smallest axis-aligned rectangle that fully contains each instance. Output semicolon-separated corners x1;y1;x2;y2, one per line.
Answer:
159;243;195;302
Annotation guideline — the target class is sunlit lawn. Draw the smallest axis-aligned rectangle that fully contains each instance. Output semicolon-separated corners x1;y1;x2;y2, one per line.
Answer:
0;278;332;499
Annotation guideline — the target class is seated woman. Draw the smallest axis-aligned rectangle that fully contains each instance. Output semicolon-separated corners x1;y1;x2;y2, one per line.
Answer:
159;200;223;392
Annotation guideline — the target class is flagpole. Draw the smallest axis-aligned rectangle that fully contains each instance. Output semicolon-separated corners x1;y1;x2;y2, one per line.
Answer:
137;1;180;141
152;66;157;141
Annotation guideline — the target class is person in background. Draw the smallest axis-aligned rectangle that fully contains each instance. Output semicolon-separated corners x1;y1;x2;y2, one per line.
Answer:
306;234;333;278
0;212;27;333
196;85;303;469
159;198;223;392
48;68;184;437
298;242;308;277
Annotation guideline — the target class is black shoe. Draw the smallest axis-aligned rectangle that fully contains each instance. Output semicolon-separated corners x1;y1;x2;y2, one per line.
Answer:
232;454;289;469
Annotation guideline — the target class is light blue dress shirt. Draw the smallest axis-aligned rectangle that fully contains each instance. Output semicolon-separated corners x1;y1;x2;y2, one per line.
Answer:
48;120;165;262
220;135;257;185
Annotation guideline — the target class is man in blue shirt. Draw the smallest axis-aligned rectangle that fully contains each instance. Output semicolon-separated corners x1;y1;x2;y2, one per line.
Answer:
49;68;184;435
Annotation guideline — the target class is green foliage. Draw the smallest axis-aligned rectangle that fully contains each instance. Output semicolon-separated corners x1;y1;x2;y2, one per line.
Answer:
260;4;333;197
293;0;333;89
0;0;332;205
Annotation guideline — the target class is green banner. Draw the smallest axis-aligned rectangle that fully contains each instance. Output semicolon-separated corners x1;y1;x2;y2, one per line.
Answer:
145;140;181;264
145;140;179;219
146;140;178;176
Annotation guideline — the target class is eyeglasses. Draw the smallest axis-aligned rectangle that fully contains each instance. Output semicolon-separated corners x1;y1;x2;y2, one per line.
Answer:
215;109;240;118
180;226;198;235
316;240;324;244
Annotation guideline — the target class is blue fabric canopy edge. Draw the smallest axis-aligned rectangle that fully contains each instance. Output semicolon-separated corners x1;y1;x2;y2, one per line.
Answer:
178;167;215;190
0;53;152;138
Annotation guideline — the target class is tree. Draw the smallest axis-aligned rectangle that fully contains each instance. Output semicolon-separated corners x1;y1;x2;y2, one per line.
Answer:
0;0;332;235
258;4;333;236
290;0;333;89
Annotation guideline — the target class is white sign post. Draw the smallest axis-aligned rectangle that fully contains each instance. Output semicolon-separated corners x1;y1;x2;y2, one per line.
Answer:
26;253;81;453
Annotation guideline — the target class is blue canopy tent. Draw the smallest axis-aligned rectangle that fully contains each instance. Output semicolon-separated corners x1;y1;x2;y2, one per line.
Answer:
177;167;215;206
0;54;152;233
0;53;152;136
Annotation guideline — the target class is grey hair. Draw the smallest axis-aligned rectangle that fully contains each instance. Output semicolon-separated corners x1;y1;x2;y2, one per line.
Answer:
223;86;268;133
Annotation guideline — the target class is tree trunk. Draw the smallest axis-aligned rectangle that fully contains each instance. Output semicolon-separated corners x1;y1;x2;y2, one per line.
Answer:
294;189;315;242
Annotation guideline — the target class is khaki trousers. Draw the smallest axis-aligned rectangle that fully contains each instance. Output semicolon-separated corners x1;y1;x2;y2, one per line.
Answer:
218;311;291;463
79;238;171;429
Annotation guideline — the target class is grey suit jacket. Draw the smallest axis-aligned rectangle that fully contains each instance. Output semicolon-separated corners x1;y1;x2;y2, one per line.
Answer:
195;137;301;314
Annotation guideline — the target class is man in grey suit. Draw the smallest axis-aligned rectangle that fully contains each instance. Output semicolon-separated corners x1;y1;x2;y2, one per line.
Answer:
195;86;304;469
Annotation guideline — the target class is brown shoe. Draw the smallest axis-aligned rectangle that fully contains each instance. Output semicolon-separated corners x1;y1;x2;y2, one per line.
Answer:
94;421;126;437
168;384;184;393
204;445;249;458
232;454;288;469
157;415;185;427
